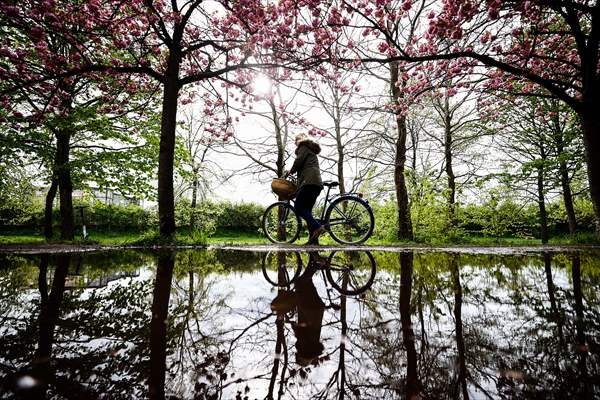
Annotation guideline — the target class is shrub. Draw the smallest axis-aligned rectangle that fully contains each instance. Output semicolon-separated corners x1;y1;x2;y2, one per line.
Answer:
216;202;264;231
371;200;398;241
83;201;153;231
175;199;264;233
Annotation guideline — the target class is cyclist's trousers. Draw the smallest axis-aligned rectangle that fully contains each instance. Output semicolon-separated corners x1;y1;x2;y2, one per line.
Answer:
295;185;322;233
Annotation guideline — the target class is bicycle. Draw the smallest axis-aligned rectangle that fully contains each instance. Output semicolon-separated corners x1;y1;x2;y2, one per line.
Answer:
261;250;377;296
262;181;375;245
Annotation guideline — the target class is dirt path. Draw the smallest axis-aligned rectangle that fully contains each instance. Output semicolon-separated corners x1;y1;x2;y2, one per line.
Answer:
1;243;599;255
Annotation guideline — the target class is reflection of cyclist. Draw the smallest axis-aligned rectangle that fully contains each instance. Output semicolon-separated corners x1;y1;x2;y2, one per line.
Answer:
270;253;326;366
285;133;325;245
293;258;325;366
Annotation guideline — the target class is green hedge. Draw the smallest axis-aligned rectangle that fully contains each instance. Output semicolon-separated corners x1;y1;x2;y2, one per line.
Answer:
175;199;264;233
371;196;597;242
0;199;266;234
1;194;596;242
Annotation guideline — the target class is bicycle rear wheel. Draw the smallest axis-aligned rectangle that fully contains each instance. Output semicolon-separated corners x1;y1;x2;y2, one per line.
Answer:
325;251;376;295
325;196;374;245
262;202;301;244
262;251;303;287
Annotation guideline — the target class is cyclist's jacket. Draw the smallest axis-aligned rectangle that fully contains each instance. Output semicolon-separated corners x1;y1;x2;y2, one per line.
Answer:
290;140;323;188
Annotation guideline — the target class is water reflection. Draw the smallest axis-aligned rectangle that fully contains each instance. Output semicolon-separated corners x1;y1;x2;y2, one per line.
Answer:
399;252;421;399
149;252;174;400
262;250;377;295
0;249;599;399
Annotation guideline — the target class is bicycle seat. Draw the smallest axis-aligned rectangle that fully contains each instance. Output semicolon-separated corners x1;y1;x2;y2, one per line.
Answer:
323;181;339;188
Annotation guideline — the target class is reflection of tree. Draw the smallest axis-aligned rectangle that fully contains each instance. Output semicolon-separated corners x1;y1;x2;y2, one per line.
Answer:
27;254;70;398
334;290;349;399
571;253;591;398
450;255;469;400
266;314;287;400
399;251;421;399
544;252;564;346
149;252;174;400
481;252;600;398
2;249;600;399
0;254;154;398
167;250;232;399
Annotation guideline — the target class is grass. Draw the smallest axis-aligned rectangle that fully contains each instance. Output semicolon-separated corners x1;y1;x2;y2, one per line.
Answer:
0;233;47;245
0;228;598;247
0;228;271;247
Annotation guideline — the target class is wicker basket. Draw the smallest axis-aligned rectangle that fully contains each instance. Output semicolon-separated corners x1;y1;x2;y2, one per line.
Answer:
271;178;297;200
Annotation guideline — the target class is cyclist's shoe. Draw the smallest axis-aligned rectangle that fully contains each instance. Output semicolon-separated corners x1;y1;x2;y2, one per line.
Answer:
306;226;325;245
270;290;297;314
306;237;319;245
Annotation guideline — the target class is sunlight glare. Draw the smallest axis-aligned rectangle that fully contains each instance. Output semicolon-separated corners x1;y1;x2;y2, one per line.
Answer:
253;75;272;96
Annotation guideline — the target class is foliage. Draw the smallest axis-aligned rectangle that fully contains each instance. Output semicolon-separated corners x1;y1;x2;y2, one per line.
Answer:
0;198;266;236
370;200;398;241
82;202;156;231
0;162;39;225
214;202;264;231
410;184;465;243
175;199;221;237
369;194;598;243
175;199;264;234
1;188;597;244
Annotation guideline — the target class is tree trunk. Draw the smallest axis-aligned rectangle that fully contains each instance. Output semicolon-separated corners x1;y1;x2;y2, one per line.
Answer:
55;129;74;240
157;54;181;238
272;101;289;240
410;127;418;191
190;169;198;231
537;165;549;244
444;112;456;223
43;176;58;240
580;109;600;238
559;158;578;234
271;99;285;179
390;63;413;240
334;102;346;195
337;138;345;195
149;251;175;400
553;113;578;234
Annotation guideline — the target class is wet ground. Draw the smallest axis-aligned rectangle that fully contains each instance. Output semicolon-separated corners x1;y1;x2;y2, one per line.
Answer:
0;248;599;399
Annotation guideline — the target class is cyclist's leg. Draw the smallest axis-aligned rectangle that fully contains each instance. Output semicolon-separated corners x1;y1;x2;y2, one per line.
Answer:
295;185;322;234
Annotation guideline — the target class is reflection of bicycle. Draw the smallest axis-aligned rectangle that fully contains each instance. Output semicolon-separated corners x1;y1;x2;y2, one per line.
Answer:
261;251;376;296
262;181;375;245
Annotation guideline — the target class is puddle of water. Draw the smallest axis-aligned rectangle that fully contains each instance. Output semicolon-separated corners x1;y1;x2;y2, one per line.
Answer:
0;249;599;399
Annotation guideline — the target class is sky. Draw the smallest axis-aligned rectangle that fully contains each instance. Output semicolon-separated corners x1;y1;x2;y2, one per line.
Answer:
181;69;505;208
184;70;396;206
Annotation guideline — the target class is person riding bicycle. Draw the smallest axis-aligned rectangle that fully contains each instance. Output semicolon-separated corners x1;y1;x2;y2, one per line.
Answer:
286;133;325;245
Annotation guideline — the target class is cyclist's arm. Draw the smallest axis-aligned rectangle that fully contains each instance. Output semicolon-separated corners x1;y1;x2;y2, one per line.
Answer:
288;146;308;176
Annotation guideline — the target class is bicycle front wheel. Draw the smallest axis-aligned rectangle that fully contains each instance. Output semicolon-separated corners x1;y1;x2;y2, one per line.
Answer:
325;196;374;245
262;202;301;244
325;251;376;295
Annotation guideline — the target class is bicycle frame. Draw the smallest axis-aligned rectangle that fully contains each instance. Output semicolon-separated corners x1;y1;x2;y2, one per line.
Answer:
288;184;365;223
